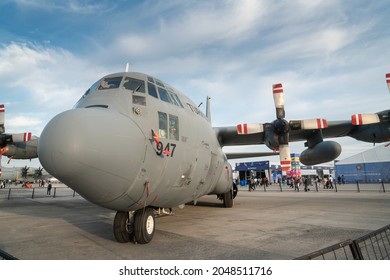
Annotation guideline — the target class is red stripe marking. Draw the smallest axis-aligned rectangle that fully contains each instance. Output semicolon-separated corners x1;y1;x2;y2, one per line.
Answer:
273;83;283;94
243;124;248;134
24;132;32;141
386;73;390;82
0;104;4;112
237;124;242;134
358;114;363;125
352;115;357;125
316;118;322;128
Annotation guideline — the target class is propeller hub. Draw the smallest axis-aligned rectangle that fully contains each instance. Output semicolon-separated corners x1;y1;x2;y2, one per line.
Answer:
273;118;290;135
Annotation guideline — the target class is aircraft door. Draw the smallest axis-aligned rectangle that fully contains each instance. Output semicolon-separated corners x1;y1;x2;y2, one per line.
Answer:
204;151;221;191
190;141;212;199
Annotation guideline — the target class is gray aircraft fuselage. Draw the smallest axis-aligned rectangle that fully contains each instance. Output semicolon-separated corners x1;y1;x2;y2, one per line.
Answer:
38;72;233;212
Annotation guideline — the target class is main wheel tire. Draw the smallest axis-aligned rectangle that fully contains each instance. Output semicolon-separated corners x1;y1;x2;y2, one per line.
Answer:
113;211;134;243
223;189;234;208
134;207;155;244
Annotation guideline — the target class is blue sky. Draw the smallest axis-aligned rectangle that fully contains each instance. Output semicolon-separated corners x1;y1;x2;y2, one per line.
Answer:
1;0;390;168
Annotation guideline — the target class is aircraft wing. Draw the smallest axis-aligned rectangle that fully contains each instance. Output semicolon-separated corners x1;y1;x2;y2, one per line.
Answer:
215;116;389;166
225;151;278;160
214;74;390;167
215;126;264;146
215;120;353;146
215;120;357;146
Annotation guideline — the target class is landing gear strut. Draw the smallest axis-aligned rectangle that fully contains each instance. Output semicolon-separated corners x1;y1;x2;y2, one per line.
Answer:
113;207;156;244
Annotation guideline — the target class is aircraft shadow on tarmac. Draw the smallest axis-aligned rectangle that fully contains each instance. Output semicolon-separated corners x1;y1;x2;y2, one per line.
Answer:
0;198;115;242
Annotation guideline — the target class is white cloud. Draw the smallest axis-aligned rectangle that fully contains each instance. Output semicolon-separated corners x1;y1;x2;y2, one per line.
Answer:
0;43;107;137
10;0;112;14
112;0;267;60
0;43;97;106
6;116;41;129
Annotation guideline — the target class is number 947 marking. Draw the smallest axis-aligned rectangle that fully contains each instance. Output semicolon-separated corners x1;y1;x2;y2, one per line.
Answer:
156;142;176;157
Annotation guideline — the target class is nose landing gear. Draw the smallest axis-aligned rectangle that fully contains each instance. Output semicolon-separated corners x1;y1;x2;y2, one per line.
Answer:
113;207;155;244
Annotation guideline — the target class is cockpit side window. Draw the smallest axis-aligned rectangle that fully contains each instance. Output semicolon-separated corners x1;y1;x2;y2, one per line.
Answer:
158;112;168;139
158;87;172;103
169;115;179;141
98;77;122;90
158;112;179;141
148;82;158;98
123;77;145;93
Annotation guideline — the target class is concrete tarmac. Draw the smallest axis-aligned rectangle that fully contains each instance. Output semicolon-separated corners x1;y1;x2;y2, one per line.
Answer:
0;187;389;260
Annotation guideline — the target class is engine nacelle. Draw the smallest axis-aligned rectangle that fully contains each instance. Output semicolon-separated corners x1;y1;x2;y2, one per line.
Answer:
349;122;390;143
299;141;341;166
1;138;38;159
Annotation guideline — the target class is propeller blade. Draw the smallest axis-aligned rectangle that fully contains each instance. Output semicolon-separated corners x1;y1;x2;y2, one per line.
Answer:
290;118;328;130
273;83;285;119
236;123;264;135
279;144;291;173
386;73;390;93
351;114;380;125
0;104;4;133
11;132;32;142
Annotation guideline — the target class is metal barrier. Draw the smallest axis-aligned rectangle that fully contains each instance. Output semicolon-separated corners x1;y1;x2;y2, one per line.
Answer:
0;186;78;200
354;224;390;260
296;224;390;260
0;248;18;260
240;182;390;193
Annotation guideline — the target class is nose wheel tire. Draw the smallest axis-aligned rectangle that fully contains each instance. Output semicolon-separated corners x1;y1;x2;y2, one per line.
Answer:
134;207;155;244
113;211;134;243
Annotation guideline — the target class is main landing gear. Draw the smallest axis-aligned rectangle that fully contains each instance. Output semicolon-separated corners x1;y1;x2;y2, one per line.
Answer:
113;207;172;244
218;183;238;208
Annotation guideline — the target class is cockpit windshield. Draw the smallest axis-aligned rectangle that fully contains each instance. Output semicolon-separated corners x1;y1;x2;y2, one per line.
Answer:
122;77;145;93
98;77;122;90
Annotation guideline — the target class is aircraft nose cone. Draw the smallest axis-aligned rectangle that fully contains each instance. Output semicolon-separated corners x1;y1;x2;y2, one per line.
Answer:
38;108;146;205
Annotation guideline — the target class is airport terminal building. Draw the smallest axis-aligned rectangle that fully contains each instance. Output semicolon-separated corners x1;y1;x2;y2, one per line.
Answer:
335;144;390;183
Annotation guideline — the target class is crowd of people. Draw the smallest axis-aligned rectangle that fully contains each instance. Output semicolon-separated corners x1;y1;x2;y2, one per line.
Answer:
240;174;344;192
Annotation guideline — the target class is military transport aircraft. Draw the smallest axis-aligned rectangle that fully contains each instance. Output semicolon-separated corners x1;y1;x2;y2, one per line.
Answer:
32;71;390;244
0;104;39;160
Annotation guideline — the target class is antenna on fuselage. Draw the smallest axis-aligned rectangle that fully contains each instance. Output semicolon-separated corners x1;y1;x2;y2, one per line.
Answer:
125;63;129;72
206;96;211;123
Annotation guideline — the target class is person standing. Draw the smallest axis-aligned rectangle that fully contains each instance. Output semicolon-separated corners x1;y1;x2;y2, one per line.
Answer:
47;181;52;195
294;177;300;192
304;177;309;192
